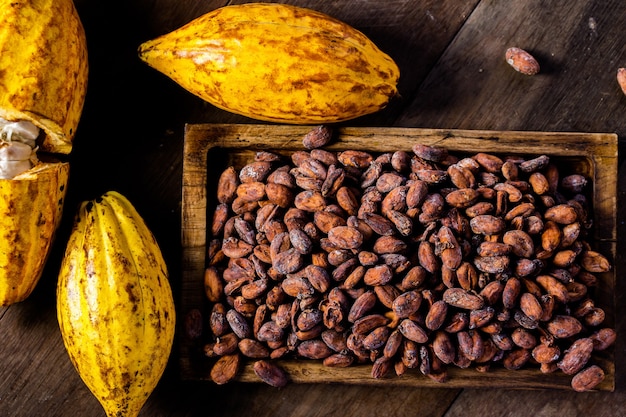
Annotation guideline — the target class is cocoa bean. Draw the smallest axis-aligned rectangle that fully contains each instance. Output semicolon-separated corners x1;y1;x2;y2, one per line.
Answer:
442;288;484;310
432;330;456;364
348;290;377;322
363;264;394;286
240;161;272;183
302;125;333;149
571;365;605;392
323;353;354;367
590;328;617;351
398;318;428;343
546;315;583;339
392;290;423;319
470;215;506;235
425;300;449;330
474;152;503;173
557;337;594;375
211;353;241;385
352;314;390;335
297;339;334;359
253;360;289;387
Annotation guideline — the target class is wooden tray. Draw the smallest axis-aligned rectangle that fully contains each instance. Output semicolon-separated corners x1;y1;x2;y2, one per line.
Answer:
181;124;617;390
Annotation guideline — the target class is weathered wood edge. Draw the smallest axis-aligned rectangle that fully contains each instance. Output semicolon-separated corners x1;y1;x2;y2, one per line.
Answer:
179;123;617;391
183;123;618;242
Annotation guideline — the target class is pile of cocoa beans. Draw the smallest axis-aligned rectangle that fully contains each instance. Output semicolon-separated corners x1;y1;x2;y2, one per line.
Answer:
193;125;615;392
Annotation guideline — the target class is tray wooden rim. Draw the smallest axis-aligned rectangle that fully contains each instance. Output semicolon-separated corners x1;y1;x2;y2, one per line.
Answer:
181;123;617;391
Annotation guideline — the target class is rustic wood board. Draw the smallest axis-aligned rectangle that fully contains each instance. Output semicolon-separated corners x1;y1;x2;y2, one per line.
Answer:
181;123;617;391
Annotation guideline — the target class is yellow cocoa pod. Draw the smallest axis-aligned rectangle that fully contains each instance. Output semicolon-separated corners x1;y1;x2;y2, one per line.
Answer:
0;162;69;305
0;0;88;154
138;3;399;123
0;0;88;305
57;191;176;417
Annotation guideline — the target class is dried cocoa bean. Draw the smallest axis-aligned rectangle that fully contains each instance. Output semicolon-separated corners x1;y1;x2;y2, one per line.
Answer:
571;365;605;392
214;333;240;356
546;315;583;339
273;248;304;275
502;348;531;370
363;264;394;286
281;275;315;299
418;240;440;274
217;166;239;204
302;125;333;149
425;300;449;330
519;155;549;173
406;180;429;208
474;255;510;274
392;290;422;319
519;292;543;322
304;265;331;293
470;215;506;235
536;274;569;304
240;161;272;183
323;353;354;367
468;306;495;330
398;318;429;343
418;193;446;223
561;174;588;194
590;328;617;351
457;330;484;361
226;309;252;339
253;360;289;387
580;250;611;273
297;339;334;359
442;288;484;310
373;235;407;254
511;327;537;349
267;165;296;189
557;337;594;375
363;212;395;236
473;152;503;173
352;314;390;335
479;280;504;306
448;164;475;189
348;290;377;322
211;353;241;385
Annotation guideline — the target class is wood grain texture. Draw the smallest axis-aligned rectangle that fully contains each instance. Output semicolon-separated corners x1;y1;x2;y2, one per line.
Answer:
395;0;626;137
180;124;616;391
1;0;624;416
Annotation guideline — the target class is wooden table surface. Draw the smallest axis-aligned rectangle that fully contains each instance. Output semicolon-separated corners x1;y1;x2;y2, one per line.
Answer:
1;0;625;416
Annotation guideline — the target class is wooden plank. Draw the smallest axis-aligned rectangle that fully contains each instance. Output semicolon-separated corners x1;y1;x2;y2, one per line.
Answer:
395;0;626;138
0;294;103;416
442;388;625;417
180;123;617;391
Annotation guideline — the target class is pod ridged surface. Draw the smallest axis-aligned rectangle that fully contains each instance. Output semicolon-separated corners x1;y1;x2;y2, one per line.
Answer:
0;0;88;153
57;191;175;417
0;0;88;305
138;3;399;123
0;163;68;305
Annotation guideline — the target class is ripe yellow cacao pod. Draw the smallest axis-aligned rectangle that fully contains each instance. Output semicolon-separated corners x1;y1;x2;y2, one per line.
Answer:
138;3;399;123
57;191;175;417
0;162;69;305
0;0;88;154
0;0;88;305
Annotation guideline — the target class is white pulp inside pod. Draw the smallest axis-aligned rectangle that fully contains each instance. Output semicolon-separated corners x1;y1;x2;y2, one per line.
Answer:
0;118;40;179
